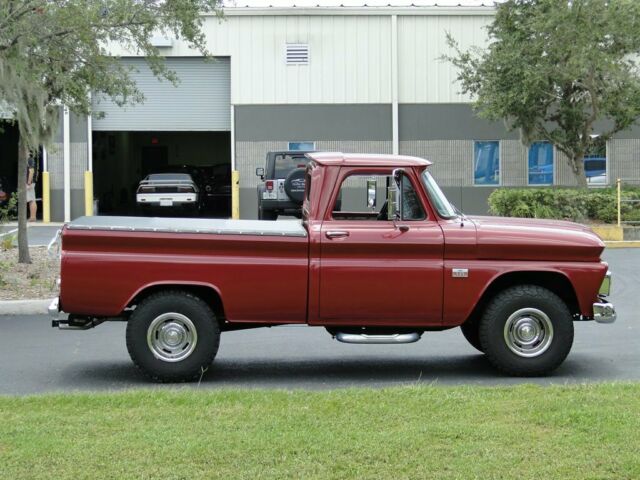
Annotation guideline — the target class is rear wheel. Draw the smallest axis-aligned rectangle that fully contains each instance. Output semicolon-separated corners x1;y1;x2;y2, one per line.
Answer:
126;290;220;382
479;285;574;376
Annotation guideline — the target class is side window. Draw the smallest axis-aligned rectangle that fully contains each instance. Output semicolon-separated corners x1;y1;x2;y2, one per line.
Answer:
528;141;554;185
474;141;500;185
585;136;607;185
331;172;425;221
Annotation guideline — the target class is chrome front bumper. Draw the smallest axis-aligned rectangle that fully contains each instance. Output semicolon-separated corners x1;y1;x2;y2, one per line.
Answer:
593;302;616;324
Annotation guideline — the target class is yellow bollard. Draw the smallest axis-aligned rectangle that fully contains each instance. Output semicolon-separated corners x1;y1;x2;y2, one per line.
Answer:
84;171;94;216
231;170;240;219
42;171;50;223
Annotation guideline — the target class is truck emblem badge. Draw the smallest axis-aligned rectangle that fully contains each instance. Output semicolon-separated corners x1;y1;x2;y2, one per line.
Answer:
452;268;468;278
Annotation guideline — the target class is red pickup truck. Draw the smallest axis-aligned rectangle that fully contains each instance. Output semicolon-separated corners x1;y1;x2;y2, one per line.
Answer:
49;152;616;382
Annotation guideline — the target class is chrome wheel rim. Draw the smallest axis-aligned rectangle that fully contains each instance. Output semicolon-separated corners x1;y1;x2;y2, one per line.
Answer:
147;313;198;363
503;308;553;358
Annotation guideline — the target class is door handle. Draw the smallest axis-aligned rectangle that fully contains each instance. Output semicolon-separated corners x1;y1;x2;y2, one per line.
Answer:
325;230;350;239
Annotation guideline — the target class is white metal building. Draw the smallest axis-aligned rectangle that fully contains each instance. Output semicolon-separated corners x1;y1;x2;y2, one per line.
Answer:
4;1;639;221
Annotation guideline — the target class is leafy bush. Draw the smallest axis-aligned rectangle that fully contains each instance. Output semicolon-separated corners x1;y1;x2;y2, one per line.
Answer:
488;187;640;224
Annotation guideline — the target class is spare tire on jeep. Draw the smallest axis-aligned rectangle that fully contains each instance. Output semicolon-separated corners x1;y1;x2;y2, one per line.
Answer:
284;167;306;204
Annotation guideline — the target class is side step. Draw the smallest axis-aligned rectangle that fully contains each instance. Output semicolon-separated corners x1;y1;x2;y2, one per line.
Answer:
334;332;422;344
52;317;104;331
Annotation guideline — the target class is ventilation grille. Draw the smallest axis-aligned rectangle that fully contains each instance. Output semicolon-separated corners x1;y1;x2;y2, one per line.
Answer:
285;44;309;65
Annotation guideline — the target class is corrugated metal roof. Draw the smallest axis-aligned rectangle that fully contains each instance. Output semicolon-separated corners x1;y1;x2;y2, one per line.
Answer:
224;0;499;8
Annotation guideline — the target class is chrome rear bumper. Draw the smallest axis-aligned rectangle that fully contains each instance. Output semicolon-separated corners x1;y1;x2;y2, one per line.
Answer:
48;297;60;317
593;302;616;324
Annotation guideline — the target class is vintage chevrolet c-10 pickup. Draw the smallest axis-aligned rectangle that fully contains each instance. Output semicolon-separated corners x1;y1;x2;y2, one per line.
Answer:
49;152;616;382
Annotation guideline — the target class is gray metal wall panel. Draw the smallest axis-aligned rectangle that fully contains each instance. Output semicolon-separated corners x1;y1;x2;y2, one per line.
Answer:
399;104;519;141
92;58;230;131
235;104;392;141
70;112;88;143
501;140;527;187
399;140;473;186
609;139;640;181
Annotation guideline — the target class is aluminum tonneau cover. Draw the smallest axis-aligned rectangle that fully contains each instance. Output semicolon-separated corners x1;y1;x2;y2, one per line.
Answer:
66;216;308;237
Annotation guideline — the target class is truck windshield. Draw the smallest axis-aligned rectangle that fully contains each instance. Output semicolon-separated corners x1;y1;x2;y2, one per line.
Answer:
421;171;457;219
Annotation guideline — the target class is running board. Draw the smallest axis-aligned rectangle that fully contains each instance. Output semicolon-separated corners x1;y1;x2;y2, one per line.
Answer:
334;332;422;344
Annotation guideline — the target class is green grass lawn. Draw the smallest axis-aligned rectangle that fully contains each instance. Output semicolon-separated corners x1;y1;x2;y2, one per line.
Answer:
0;384;638;479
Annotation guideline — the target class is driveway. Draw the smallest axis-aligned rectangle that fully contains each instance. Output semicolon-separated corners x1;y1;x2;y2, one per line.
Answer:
0;249;637;395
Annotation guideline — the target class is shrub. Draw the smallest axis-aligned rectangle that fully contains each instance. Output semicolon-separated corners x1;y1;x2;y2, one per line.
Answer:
488;187;640;224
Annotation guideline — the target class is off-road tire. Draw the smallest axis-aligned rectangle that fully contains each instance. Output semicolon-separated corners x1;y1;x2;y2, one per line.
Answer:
479;285;574;376
460;319;483;353
126;290;220;383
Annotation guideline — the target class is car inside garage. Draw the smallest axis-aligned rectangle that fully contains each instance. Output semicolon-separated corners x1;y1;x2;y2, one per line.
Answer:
91;57;231;218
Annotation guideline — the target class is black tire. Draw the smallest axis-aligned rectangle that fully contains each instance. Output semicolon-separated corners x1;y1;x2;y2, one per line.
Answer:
126;290;220;382
258;207;278;220
283;167;306;204
460;319;483;353
479;285;574;376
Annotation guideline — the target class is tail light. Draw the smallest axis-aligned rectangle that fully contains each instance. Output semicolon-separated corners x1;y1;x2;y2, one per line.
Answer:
178;186;195;193
0;191;6;201
266;180;274;191
138;186;155;193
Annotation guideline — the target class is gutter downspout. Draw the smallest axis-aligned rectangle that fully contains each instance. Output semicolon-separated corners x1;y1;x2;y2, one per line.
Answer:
391;14;399;156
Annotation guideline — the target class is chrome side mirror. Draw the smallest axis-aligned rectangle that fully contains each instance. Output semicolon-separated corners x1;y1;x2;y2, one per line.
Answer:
366;179;377;209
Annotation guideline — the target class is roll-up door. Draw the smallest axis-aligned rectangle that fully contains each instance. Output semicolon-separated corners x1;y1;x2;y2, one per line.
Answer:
92;57;230;131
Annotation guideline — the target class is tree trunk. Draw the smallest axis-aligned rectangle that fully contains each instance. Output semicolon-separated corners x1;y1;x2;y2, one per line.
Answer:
570;154;588;188
17;137;31;264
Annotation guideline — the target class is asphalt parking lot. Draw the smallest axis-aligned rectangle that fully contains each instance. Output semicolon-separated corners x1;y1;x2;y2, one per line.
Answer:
0;248;638;395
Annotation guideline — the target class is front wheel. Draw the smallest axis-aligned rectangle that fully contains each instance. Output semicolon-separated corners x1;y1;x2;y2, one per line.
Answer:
479;285;574;376
126;290;220;382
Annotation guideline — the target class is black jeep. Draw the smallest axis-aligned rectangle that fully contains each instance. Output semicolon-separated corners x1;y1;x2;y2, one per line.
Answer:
255;150;313;220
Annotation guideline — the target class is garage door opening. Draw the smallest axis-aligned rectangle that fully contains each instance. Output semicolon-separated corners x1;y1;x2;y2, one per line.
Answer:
92;131;231;218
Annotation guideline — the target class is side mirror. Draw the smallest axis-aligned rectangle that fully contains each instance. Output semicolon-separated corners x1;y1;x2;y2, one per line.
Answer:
388;168;404;221
256;167;265;179
366;179;377;209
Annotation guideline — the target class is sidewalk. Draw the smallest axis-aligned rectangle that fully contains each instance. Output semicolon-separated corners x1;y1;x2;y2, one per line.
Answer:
0;224;63;247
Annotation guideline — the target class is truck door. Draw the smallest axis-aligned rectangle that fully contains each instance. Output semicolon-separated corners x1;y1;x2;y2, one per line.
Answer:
315;168;444;327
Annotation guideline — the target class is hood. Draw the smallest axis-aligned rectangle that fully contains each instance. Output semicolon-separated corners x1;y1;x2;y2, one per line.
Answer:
470;216;605;262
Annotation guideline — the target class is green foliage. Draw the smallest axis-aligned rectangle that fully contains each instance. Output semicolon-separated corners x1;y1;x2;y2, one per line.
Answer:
0;192;16;223
445;0;640;187
0;233;16;250
488;186;640;223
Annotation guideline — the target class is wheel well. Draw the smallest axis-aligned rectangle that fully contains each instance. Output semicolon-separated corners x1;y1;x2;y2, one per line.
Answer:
465;271;580;325
127;284;226;322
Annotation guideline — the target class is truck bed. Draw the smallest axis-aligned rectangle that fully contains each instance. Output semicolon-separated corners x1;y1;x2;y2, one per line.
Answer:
60;216;309;322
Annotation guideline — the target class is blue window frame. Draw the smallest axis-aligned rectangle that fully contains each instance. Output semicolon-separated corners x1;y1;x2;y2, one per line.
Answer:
528;142;554;185
474;141;500;185
288;141;315;151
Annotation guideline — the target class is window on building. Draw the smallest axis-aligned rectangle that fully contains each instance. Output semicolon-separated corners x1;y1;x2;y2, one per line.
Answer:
585;136;607;185
288;141;315;151
528;142;554;185
474;141;500;185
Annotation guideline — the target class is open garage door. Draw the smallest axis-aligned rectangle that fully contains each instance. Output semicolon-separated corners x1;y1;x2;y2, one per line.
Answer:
92;57;230;131
91;57;231;218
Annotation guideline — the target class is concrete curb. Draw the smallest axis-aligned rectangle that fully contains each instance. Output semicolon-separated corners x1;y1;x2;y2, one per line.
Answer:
604;241;640;248
0;299;53;316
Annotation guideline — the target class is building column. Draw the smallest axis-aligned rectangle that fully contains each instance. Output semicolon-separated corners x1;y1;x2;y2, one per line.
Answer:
63;106;71;222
